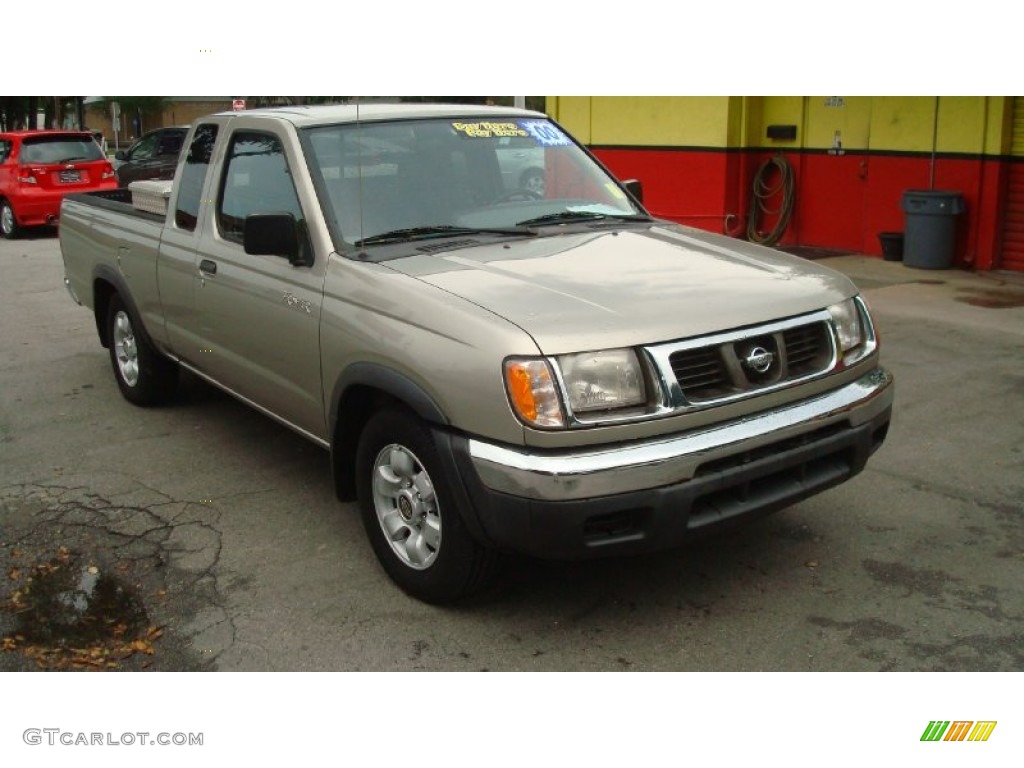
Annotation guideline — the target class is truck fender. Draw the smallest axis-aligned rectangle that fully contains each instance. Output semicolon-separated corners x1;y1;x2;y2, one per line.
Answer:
90;264;156;352
328;363;449;500
329;364;493;545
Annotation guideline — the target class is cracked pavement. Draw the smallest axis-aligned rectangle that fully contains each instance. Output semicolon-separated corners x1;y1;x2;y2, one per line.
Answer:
1;234;1022;671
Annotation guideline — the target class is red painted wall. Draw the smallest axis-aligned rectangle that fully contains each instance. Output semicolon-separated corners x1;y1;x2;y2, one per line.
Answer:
593;147;1006;270
593;148;743;236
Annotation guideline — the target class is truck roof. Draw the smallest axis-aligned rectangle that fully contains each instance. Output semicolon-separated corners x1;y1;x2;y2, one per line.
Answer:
208;102;544;127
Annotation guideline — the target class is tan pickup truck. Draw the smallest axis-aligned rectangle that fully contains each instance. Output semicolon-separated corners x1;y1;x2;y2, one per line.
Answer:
59;104;894;603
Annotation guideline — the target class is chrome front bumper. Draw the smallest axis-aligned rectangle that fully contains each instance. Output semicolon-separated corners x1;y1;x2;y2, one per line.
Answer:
468;367;894;502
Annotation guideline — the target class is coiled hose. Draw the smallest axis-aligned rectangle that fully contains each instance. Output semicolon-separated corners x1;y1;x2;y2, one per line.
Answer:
746;155;795;246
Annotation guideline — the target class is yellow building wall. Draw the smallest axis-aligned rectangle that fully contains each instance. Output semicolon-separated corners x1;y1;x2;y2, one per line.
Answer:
804;97;873;150
549;96;736;147
548;96;593;144
753;96;802;149
549;96;1016;157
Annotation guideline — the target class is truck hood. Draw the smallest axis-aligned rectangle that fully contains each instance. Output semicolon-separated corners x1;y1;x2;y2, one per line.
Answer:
384;223;858;354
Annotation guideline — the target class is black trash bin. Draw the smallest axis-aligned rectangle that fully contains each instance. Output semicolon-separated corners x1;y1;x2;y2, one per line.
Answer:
900;190;964;269
878;232;904;261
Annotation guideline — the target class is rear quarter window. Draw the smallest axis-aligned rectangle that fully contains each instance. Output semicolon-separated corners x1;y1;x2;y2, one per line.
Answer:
175;124;219;232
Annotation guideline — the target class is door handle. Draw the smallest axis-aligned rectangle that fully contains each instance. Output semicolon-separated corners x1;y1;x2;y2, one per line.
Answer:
199;259;217;276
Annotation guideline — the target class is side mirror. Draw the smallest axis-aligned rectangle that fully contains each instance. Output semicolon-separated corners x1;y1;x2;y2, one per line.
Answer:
244;213;313;267
622;179;644;205
115;150;126;161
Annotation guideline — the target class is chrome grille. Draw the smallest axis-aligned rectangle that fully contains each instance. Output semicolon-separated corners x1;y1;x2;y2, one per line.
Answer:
651;313;837;407
783;322;830;376
669;347;730;400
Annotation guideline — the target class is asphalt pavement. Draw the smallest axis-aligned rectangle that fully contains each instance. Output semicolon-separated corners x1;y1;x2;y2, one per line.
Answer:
1;232;1022;671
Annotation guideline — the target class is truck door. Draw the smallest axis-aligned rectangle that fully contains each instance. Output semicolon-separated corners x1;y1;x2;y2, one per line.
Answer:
160;122;222;360
191;127;328;441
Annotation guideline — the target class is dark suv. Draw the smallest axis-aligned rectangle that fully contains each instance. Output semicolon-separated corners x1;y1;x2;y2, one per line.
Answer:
114;127;187;187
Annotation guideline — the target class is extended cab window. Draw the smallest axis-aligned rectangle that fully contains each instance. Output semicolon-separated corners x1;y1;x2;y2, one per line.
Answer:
175;124;218;232
217;131;306;246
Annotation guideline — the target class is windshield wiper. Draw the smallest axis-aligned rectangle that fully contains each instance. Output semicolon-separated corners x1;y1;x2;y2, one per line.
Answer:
515;211;652;227
354;225;535;247
57;156;90;164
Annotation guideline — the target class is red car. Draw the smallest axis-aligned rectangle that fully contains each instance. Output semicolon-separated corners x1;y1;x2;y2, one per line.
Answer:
0;130;118;238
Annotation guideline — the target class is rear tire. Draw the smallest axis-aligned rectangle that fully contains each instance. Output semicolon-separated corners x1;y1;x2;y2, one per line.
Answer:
106;294;178;406
355;408;495;604
0;199;20;240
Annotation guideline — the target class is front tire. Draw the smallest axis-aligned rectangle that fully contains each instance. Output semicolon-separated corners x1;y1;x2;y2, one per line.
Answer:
106;294;178;406
355;409;495;603
0;199;20;240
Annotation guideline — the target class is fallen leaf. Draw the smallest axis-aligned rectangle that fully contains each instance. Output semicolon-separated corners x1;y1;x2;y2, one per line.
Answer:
86;566;99;575
146;626;164;640
7;568;20;581
1;637;17;651
805;560;819;569
10;550;23;558
127;639;154;656
57;546;71;560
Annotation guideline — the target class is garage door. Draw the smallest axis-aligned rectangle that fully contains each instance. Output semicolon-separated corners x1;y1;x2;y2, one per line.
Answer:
1000;96;1024;271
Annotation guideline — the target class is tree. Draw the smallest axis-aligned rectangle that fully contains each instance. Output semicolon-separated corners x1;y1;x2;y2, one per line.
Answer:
242;96;349;108
0;97;36;131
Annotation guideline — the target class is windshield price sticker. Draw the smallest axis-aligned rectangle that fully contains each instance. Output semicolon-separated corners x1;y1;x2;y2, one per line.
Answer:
519;121;570;147
451;122;529;138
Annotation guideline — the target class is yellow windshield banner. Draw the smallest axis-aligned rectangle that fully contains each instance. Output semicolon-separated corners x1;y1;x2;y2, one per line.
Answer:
451;121;529;139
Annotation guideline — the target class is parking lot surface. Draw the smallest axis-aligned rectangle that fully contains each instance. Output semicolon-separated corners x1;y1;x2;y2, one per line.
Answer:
1;233;1022;671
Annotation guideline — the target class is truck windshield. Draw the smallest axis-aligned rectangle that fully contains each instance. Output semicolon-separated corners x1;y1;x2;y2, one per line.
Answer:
303;118;645;248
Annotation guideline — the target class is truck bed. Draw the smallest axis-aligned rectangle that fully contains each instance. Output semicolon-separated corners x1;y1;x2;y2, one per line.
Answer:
60;190;169;349
64;188;166;225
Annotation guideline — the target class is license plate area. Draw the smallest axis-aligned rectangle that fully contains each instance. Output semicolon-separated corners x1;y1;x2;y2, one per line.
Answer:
59;170;81;183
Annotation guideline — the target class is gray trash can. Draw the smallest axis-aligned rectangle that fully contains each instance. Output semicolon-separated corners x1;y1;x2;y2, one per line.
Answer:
900;190;964;269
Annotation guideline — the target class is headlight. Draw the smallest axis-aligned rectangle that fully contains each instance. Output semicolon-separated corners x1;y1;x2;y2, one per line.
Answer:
557;348;646;414
503;348;648;428
504;359;565;428
828;298;864;352
828;296;877;365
